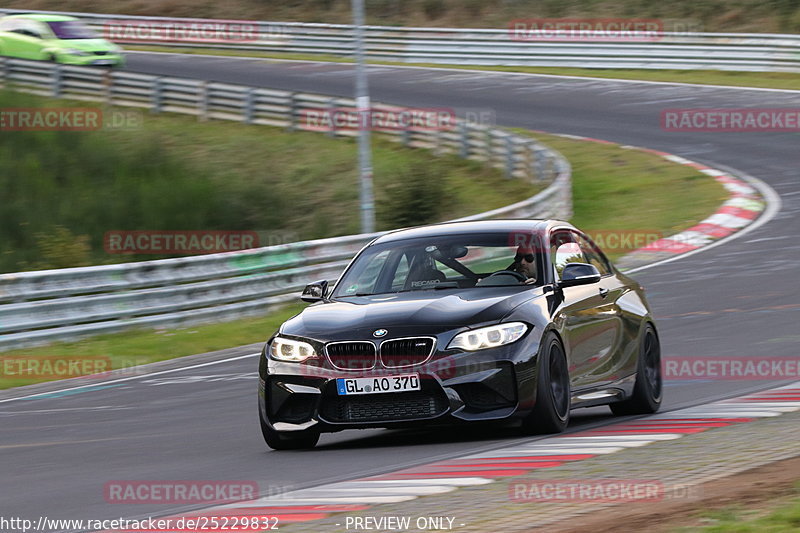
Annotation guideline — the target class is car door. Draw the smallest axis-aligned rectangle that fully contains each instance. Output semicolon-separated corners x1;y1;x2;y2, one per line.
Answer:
572;230;630;385
550;229;623;391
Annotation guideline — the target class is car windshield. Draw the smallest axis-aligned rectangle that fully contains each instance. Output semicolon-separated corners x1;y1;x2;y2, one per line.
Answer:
332;231;544;297
47;20;97;39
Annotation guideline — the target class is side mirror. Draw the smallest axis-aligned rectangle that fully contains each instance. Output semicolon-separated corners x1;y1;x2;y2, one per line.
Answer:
301;280;329;303
558;263;601;288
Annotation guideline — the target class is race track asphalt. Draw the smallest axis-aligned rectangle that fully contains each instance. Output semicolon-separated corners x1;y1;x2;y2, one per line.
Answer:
1;54;797;528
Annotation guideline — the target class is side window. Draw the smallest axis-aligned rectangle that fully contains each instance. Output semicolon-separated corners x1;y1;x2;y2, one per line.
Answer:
551;231;586;277
574;233;611;276
14;21;40;38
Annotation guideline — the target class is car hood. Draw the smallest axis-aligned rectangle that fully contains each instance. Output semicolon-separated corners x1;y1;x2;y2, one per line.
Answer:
281;286;542;341
56;39;117;51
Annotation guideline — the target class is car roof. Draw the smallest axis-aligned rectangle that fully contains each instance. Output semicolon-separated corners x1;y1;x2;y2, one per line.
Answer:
2;14;78;22
372;219;576;244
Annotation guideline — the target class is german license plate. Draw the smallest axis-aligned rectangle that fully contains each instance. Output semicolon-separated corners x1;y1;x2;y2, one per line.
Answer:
336;374;420;395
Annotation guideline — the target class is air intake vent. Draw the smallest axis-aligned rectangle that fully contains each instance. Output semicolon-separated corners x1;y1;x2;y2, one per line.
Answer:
320;391;448;423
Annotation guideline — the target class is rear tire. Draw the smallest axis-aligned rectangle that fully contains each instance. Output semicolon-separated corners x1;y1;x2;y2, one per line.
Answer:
610;324;662;415
521;332;570;434
259;414;320;450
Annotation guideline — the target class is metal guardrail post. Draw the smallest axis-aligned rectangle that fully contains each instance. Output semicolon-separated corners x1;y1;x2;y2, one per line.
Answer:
244;88;255;124
459;122;469;158
287;92;297;131
51;64;62;98
0;57;6;87
327;97;337;137
535;145;547;182
401;124;411;147
198;81;209;121
505;136;515;178
102;69;113;105
151;77;163;113
525;142;536;181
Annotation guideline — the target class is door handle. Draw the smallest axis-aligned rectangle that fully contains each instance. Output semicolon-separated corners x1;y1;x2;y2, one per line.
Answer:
599;287;609;298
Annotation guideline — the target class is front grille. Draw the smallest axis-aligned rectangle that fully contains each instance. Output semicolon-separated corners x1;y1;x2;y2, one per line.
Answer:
326;342;376;370
320;391;448;423
380;337;435;368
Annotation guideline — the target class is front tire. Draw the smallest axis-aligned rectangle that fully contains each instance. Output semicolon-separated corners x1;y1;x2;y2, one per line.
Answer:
259;411;319;450
521;332;570;434
610;324;662;415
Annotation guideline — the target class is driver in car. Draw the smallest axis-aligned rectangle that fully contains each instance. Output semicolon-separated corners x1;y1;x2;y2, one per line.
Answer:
509;247;537;284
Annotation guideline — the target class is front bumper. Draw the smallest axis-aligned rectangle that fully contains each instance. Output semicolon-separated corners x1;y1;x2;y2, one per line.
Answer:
259;339;540;433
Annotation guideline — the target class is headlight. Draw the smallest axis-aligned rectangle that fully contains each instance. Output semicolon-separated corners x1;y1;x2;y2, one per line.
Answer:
66;48;89;56
269;336;317;362
447;322;528;351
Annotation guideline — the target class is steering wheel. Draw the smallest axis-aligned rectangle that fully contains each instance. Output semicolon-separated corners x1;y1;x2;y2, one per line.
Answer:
486;270;528;283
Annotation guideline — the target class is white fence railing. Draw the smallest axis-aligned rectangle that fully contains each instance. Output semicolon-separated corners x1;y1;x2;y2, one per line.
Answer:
3;8;800;72
0;58;571;350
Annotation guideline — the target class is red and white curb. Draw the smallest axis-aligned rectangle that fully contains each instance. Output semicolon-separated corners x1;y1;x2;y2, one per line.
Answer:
169;381;800;526
536;132;768;270
631;151;764;256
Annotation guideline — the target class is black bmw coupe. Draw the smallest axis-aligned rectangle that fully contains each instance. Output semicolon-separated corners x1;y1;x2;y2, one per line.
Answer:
258;220;662;449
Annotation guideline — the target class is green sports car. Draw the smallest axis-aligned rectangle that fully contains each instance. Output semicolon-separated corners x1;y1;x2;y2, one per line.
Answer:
0;14;124;67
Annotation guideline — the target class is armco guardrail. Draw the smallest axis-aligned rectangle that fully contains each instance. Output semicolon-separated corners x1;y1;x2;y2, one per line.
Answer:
0;58;557;180
0;58;571;350
2;8;800;72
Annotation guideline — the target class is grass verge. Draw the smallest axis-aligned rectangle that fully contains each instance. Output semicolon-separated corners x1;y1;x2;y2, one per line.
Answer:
0;89;536;272
0;131;728;389
130;46;800;91
680;483;800;532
